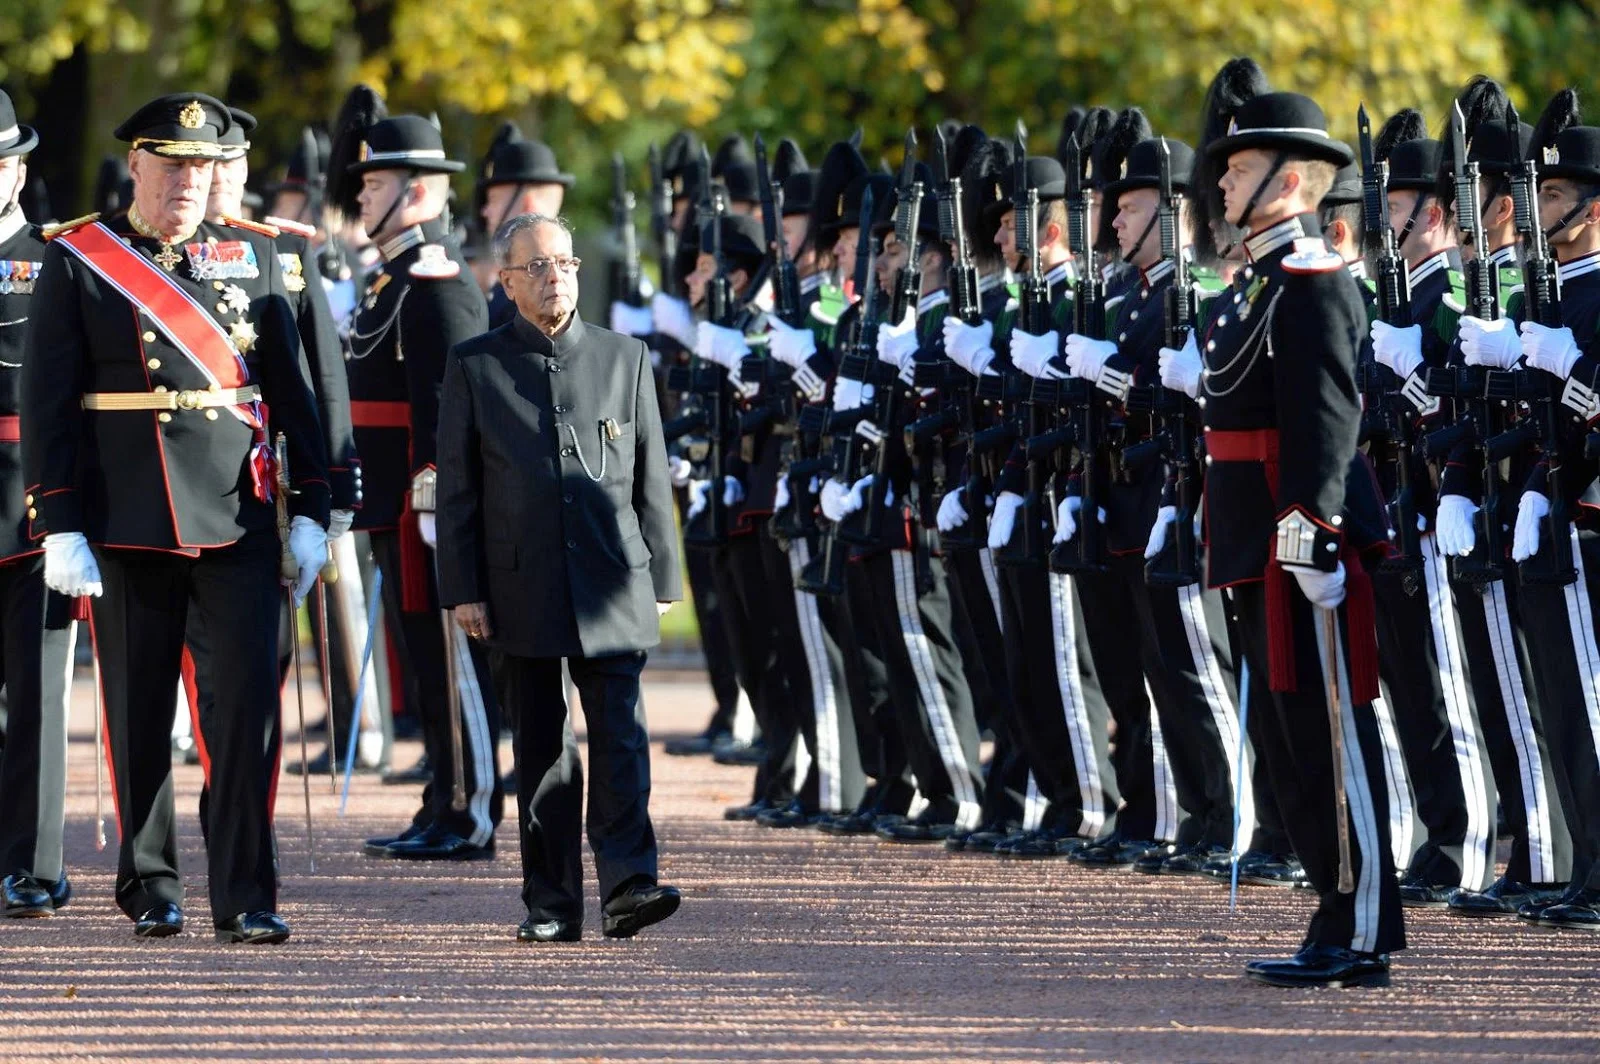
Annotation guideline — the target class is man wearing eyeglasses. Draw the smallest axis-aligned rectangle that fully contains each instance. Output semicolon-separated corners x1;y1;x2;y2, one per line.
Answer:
327;107;504;863
436;213;683;943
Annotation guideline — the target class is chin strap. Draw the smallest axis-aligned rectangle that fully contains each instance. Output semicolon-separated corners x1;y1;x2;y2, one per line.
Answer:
1545;193;1600;244
369;170;417;247
494;183;526;237
1123;211;1159;265
1234;151;1289;238
1395;193;1429;257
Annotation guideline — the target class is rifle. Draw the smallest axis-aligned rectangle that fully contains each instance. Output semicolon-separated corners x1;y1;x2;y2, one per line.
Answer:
610;152;643;306
1423;100;1506;584
682;146;736;547
648;142;681;300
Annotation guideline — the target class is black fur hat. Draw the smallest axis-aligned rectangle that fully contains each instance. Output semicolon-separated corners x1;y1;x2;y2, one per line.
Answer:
1092;107;1151;252
324;84;387;219
1191;57;1270;260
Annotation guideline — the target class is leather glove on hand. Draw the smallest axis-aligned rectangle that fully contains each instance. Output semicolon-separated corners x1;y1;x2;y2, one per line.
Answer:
1512;490;1550;563
696;321;749;370
1435;494;1479;558
1291;561;1346;610
42;532;102;599
1064;334;1118;382
417;512;437;549
650;293;697;349
686;478;710;521
722;475;744;507
1370;320;1424;379
328;509;355;541
1459;315;1522;370
876;311;920;370
1053;495;1082;545
1520;321;1582;379
668;455;692;487
988;491;1024;550
1144;505;1177;560
1158;331;1202;398
609;300;655;338
936;490;969;533
288;515;330;607
819;478;851;522
1010;329;1063;378
768;317;818;368
943;318;996;376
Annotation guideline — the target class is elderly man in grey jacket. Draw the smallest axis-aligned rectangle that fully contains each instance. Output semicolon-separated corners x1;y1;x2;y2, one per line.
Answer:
436;212;682;943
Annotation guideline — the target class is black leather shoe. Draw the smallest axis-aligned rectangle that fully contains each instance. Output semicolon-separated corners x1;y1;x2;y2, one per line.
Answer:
756;801;823;829
1245;944;1390;988
817;809;900;836
48;874;71;910
1;875;53;918
1449;875;1565;918
1238;852;1310;889
517;917;581;942
711;739;766;767
215;911;290;944
1200;850;1239;881
996;829;1072;858
363;821;429;857
1398;874;1457;908
1069;836;1153;868
602;883;681;938
880;818;958;843
133;902;184;938
1163;843;1230;876
663;728;730;757
946;822;1015;853
1132;843;1179;874
381;755;431;786
723;798;776;822
385;826;494;861
1517;882;1581;922
1538;887;1600;930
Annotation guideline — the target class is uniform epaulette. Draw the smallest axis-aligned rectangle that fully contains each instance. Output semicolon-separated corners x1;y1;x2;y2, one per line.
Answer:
1440;292;1466;314
409;244;460;280
264;215;316;239
808;301;839;328
40;213;100;241
1282;237;1343;275
219;214;281;239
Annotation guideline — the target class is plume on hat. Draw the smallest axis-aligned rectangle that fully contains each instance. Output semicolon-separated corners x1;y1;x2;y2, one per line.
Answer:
325;84;387;219
1435;76;1510;203
1093;108;1151;252
1055;106;1087;166
960;133;1010;268
712;134;751;178
1374;108;1426;162
1190;58;1270;260
1530;88;1582;160
773;138;809;183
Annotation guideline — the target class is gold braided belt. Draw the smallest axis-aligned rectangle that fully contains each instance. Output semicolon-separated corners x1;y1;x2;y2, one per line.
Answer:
82;385;261;411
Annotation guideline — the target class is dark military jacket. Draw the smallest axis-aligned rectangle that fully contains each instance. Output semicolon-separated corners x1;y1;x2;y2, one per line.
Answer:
345;217;487;531
0;211;44;563
1521;250;1600;514
435;312;681;658
23;212;329;550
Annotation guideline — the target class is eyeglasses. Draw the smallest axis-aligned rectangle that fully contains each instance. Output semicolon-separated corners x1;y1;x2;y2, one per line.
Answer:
509;256;582;277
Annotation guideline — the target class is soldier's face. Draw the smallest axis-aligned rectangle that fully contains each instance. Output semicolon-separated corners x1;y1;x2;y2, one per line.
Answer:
268;190;308;224
780;213;808;261
357;171;413;239
686;252;715;309
481;183;565;231
1538;179;1600;248
1219;149;1279;228
996;209;1017;266
0;156;24;211
207;156;249;220
833;226;858;283
1114;188;1160;267
877;232;908;291
501;221;578;327
129;151;213;235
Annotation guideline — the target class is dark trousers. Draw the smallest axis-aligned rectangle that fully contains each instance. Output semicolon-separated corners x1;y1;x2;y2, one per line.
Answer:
495;649;658;920
91;532;281;923
842;556;914;815
0;558;76;882
1231;578;1406;956
684;541;742;734
369;529;502;842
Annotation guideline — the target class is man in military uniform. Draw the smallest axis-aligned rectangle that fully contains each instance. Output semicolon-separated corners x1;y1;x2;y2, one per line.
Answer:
0;90;81;919
22;94;331;943
477;128;575;328
1162;83;1405;985
328;109;503;861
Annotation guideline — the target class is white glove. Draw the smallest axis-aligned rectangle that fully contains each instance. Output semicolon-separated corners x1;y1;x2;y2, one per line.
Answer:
819;478;851;522
844;473;893;513
650;292;697;349
943;317;996;377
609;300;655;337
1370;320;1424;379
1291;561;1346;610
1064;334;1118;382
1512;490;1550;563
768;316;818;368
42;532;102;598
936;490;969;533
988;491;1024;550
687;478;710;521
1053;495;1081;545
696;321;750;370
876;312;920;370
1011;329;1063;379
1521;321;1583;379
832;377;872;412
417;512;436;548
1159;331;1202;398
328;509;355;541
1435;495;1478;558
722;475;744;508
288;515;329;607
668;454;692;487
1459;316;1522;370
1144;505;1177;560
774;473;791;513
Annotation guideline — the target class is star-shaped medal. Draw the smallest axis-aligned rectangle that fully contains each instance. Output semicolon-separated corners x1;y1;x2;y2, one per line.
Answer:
222;284;251;314
229;318;258;353
154;245;182;271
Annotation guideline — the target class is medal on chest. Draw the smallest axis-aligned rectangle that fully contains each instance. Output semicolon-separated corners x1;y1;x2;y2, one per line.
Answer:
278;253;308;293
0;259;42;295
185;239;260;280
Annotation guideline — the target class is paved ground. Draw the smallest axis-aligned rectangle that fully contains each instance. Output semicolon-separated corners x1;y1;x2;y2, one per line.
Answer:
2;668;1597;1063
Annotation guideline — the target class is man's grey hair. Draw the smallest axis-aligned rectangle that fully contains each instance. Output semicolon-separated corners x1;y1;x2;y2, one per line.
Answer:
493;213;573;267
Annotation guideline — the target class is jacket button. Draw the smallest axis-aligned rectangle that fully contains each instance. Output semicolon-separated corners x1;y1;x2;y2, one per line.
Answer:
26;508;36;519
147;358;161;370
24;494;32;505
566;539;576;549
216;302;228;314
142;331;156;343
205;409;219;420
561;446;574;457
153;385;168;393
555;404;568;413
158;412;173;424
563;493;574;503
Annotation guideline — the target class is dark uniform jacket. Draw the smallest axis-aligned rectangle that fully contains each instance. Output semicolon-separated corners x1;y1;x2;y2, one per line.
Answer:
23;212;329;550
0;210;45;563
1523;250;1600;515
436;312;682;659
345;217;487;532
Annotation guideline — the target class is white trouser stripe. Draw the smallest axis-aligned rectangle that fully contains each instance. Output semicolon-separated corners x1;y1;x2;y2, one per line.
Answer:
1563;526;1600;775
446;622;496;846
789;539;841;809
1315;612;1383;954
1049;573;1105;837
1484;579;1557;883
891;551;980;829
33;622;77;881
1422;538;1493;888
978;548;1003;626
1147;684;1179;843
1022;771;1046;831
1176;585;1255;847
1367;694;1415;871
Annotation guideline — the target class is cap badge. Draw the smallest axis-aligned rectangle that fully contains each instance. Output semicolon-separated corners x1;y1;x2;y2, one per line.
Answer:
1545;146;1561;165
1227;117;1239;136
1120;160;1128;178
359;141;371;162
836;193;844;215
178;100;205;131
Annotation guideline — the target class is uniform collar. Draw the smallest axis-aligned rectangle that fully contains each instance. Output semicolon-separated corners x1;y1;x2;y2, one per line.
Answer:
514;309;587;357
1345;258;1368;281
1043;260;1075;288
1489;243;1519;269
1407;249;1454;288
1243;215;1306;262
800;272;824;295
978;269;1009;295
1558;250;1600;283
918;288;949;315
0;207;25;247
378;215;447;262
1140;258;1176;290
